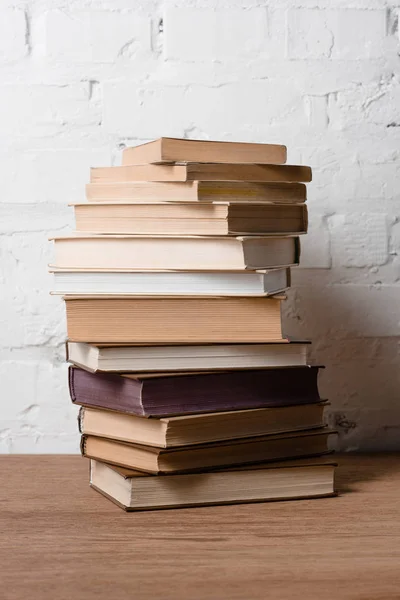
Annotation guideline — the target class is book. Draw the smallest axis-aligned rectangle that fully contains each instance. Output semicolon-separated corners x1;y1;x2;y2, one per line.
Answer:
121;137;287;165
72;202;308;236
64;296;284;344
79;403;326;447
50;268;291;296
66;341;310;373
81;428;334;473
90;458;336;511
86;182;307;204
52;235;300;271
69;365;321;416
90;163;312;183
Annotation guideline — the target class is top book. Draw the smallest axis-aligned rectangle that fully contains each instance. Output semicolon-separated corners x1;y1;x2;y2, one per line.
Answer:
122;137;287;166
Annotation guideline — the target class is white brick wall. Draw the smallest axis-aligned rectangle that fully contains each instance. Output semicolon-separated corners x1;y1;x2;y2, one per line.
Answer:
1;0;400;452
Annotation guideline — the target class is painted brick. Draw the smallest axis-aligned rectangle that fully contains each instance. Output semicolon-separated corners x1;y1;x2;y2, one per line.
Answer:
287;9;386;59
45;10;152;62
0;8;28;63
329;213;389;267
0;84;100;137
164;7;268;61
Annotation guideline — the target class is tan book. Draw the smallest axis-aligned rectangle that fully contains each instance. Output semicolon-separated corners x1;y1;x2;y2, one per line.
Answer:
81;428;334;473
64;296;284;344
79;403;327;448
72;202;308;236
90;458;337;511
121;137;287;165
52;235;300;270
86;181;307;203
66;341;310;373
90;163;312;184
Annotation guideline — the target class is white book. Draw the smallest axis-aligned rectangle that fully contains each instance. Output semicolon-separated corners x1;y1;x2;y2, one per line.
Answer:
50;268;290;296
67;341;309;373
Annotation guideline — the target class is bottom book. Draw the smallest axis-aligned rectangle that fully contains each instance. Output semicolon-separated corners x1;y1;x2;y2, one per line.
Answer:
90;458;337;511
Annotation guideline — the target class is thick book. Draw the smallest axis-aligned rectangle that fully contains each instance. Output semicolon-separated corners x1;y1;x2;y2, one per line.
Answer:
90;163;312;184
72;202;308;236
69;365;321;416
66;341;310;373
79;403;326;447
52;235;300;270
81;428;334;473
51;268;291;296
64;296;284;344
86;181;307;204
121;138;287;165
90;458;337;511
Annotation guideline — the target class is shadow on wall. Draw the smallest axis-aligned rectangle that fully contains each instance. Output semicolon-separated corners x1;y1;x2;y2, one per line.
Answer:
283;274;400;451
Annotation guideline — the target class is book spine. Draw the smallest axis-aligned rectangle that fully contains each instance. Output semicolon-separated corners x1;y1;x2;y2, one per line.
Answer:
68;365;77;402
77;406;84;433
80;435;87;457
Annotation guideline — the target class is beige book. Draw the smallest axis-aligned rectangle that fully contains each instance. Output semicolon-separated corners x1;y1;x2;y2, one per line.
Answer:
90;458;337;511
72;202;308;235
90;163;312;184
66;341;309;373
121;137;287;165
79;403;327;448
64;295;284;344
51;235;300;270
86;181;307;203
81;428;334;473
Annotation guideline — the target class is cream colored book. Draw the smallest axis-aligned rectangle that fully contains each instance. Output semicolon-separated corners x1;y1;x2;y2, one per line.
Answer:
90;163;312;183
72;202;308;235
86;181;307;203
90;458;337;511
51;235;300;270
64;296;284;344
66;341;310;373
122;137;287;165
79;403;327;448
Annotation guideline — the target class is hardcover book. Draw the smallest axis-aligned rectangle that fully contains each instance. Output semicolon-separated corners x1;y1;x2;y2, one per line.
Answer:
52;235;300;271
90;163;312;184
90;458;336;511
66;341;310;373
121;137;287;165
72;202;308;236
64;296;284;344
81;428;334;473
50;268;291;297
69;365;321;416
86;181;307;204
79;403;326;447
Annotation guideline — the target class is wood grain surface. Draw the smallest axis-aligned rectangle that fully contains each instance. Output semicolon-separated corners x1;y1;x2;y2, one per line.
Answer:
1;454;400;599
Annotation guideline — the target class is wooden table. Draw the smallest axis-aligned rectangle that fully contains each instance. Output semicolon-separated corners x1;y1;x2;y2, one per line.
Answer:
1;454;400;599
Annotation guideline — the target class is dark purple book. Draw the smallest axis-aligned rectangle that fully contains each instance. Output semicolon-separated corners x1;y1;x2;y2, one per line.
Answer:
69;366;322;417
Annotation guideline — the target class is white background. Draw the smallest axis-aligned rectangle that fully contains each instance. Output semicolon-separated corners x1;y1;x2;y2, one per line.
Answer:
1;0;399;452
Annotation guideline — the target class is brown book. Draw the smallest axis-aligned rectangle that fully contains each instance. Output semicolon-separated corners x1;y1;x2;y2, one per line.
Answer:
121;137;287;165
81;428;334;473
90;163;312;184
64;296;284;344
52;235;300;270
78;403;327;447
86;181;307;203
90;458;337;511
72;202;308;236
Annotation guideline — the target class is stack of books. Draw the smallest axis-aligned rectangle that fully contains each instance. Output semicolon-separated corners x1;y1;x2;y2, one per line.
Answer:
51;137;336;511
